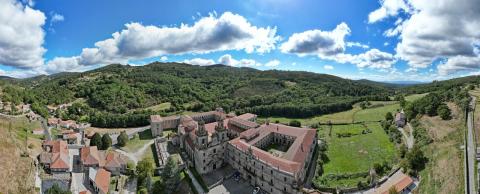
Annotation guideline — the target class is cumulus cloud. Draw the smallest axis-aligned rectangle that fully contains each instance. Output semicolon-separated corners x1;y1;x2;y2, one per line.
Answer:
160;56;168;61
264;60;280;67
281;22;396;69
218;54;260;67
334;49;397;69
39;12;279;73
183;58;216;66
280;23;351;58
437;56;480;75
368;0;410;23
182;55;280;68
323;65;334;70
396;0;480;70
0;0;46;68
369;0;480;74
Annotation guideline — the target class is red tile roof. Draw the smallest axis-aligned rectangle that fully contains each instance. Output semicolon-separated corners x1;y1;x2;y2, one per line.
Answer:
81;146;100;166
150;115;162;122
95;168;111;194
377;171;414;194
235;113;257;121
229;124;317;174
41;140;70;170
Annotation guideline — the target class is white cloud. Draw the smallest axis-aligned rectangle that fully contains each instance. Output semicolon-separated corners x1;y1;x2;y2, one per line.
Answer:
50;12;64;23
369;0;480;74
183;58;215;66
264;60;280;67
280;23;351;58
38;12;280;74
437;56;480;75
396;0;480;70
0;0;46;68
183;55;280;68
346;42;369;49
334;49;397;69
160;56;168;61
281;22;396;70
384;42;389;46
218;54;260;67
81;12;278;65
368;0;410;23
324;65;334;70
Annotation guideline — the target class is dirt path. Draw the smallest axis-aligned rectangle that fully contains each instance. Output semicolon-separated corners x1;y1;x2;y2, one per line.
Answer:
113;139;155;164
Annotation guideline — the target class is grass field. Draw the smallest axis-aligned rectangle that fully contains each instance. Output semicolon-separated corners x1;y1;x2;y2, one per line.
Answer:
316;123;397;187
0;116;40;194
145;102;171;111
405;93;428;102
122;129;154;153
261;102;400;126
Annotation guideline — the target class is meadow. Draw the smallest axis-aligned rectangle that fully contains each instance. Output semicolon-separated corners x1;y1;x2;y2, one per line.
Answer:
315;123;398;187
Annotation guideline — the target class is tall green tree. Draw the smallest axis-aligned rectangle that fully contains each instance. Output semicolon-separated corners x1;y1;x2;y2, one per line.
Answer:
162;157;181;193
117;131;129;147
90;133;102;148
385;112;394;121
437;104;451;120
101;133;112;150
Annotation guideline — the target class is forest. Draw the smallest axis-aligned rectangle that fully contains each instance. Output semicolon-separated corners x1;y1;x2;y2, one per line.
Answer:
1;62;478;128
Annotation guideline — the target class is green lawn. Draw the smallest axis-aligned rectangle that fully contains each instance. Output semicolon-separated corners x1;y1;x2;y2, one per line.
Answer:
259;103;400;126
145;102;171;111
316;123;398;188
353;103;400;122
122;129;154;153
405;93;428;102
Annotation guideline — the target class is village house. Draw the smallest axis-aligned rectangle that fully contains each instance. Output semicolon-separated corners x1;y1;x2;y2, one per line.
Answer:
39;140;71;173
61;130;81;144
88;168;111;194
80;146;128;175
32;128;44;135
395;112;406;127
47;118;60;127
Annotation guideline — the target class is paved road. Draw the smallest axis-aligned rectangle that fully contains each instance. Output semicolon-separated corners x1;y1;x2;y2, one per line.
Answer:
465;96;476;194
185;168;206;194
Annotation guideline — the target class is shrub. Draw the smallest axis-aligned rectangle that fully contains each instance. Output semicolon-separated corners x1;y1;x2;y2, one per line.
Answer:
289;120;301;127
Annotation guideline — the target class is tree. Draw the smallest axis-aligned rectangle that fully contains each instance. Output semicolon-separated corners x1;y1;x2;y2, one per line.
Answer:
137;157;155;188
405;145;428;175
90;133;102;148
437;104;451;120
117;131;129;147
388;186;399;194
385;112;394;122
162;157;181;193
101;133;112;150
126;161;136;177
152;180;165;194
45;183;72;194
398;144;408;158
289;120;301;127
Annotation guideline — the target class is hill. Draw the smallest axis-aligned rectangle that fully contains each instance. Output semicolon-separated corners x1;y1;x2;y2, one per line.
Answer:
0;62;395;127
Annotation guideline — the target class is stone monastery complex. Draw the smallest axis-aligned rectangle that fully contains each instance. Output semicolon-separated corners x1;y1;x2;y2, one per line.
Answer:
150;108;318;194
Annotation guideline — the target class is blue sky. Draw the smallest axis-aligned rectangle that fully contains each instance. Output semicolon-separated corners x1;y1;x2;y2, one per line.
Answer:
1;0;479;81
